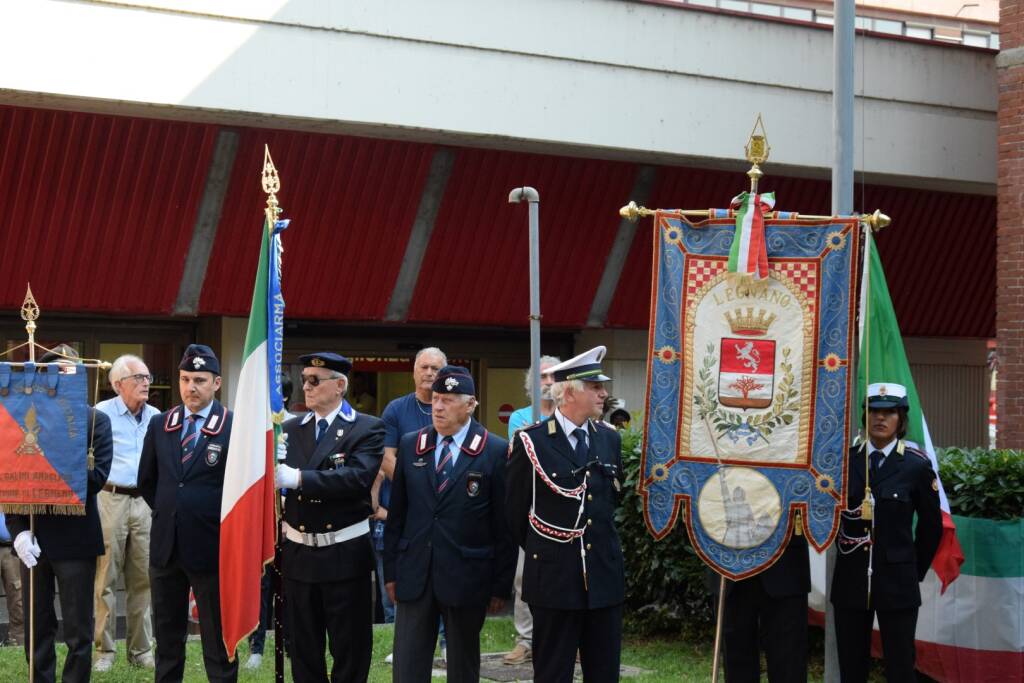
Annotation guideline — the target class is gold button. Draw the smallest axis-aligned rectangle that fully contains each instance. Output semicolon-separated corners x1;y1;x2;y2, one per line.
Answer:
299;525;305;531
326;524;333;530
587;518;593;526
587;494;593;501
532;554;538;560
893;493;898;498
586;543;592;550
586;471;591;477
552;472;557;478
297;495;302;501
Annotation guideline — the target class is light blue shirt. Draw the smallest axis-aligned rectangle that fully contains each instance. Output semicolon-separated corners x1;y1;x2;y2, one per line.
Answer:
434;419;472;469
554;409;589;450
96;396;160;488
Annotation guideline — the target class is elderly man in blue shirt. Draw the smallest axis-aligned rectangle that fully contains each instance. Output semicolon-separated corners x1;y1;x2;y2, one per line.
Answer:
92;354;160;671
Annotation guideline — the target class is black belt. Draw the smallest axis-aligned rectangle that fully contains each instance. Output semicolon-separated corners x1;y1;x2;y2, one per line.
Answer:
103;483;142;498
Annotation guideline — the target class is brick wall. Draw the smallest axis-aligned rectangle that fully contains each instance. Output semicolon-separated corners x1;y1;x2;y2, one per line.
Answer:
998;0;1024;447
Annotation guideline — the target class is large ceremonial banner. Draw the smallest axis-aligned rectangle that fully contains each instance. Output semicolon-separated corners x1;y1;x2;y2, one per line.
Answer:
0;363;89;514
640;206;859;578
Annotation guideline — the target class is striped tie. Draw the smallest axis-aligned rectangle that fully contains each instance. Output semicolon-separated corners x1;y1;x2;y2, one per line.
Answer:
181;415;199;464
436;436;454;494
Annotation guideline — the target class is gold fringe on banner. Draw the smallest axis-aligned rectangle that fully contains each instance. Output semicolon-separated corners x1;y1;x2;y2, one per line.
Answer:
0;504;86;516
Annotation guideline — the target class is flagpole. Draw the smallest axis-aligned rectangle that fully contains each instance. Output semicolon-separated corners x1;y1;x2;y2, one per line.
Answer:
262;145;288;683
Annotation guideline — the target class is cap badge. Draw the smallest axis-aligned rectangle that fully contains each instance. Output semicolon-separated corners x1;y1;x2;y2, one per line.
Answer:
879;385;887;396
445;377;459;391
311;358;325;367
192;357;206;369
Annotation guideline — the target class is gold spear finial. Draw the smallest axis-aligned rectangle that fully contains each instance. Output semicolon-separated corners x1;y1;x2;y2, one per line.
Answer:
262;145;281;231
745;114;770;193
21;284;40;362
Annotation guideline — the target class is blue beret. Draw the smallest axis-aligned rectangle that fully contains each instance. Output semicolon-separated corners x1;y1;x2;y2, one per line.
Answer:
431;365;475;396
299;352;352;375
179;344;220;376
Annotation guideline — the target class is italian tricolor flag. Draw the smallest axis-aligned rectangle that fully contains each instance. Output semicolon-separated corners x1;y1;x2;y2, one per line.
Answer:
857;227;963;592
728;191;776;280
219;216;285;660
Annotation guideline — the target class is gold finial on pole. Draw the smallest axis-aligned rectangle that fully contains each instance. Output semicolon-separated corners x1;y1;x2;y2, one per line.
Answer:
21;284;40;363
745;114;770;194
865;209;892;232
262;144;281;231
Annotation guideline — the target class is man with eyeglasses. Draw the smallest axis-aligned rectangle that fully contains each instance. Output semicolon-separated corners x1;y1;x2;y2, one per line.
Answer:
275;352;385;682
92;355;160;672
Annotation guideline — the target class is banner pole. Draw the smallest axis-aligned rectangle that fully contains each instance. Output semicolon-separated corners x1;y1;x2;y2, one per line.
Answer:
710;575;727;682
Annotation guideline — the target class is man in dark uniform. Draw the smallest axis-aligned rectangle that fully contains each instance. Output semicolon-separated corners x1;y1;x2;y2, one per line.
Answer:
832;382;942;682
505;346;625;683
138;344;237;683
709;535;810;682
274;352;384;683
384;365;515;683
7;345;113;683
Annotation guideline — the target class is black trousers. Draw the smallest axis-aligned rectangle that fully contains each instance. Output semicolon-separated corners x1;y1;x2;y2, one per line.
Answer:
150;561;238;683
392;586;486;683
530;603;622;683
721;578;808;683
284;574;372;683
834;606;918;683
20;557;95;683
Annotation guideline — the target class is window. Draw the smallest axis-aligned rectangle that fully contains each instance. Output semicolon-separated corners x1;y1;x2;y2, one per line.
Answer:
782;7;814;21
991;33;1001;50
751;3;782;17
815;11;834;25
962;31;991;48
720;0;750;12
688;0;717;6
873;18;903;35
904;25;933;40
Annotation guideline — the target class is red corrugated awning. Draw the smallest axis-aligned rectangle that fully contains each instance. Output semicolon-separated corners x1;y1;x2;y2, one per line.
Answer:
407;148;636;328
200;128;435;319
0;105;217;314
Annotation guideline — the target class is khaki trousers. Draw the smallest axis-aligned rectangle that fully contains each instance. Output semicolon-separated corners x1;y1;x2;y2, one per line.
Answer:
0;545;24;645
93;490;153;660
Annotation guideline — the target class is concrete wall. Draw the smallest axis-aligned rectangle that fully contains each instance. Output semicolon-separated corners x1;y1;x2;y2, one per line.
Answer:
1;0;996;191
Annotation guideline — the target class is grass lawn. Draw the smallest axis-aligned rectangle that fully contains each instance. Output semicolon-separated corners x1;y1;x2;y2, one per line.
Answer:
0;618;859;681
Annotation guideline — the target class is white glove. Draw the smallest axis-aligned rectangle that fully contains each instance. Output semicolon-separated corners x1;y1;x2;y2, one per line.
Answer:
276;433;288;463
13;531;41;569
275;463;301;490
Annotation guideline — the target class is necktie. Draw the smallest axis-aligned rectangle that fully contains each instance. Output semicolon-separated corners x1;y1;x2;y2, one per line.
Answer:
573;428;589;465
181;415;199;464
870;450;884;475
436;436;454;494
316;418;329;444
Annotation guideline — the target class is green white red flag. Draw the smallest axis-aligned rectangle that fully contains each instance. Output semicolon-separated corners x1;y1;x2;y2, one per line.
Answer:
728;191;775;280
219;216;287;660
857;228;963;590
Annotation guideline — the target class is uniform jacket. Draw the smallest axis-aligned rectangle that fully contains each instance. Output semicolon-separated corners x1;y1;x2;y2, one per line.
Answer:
279;406;384;583
138;401;231;575
383;419;515;607
7;408;113;561
831;443;942;610
707;534;810;599
505;416;625;610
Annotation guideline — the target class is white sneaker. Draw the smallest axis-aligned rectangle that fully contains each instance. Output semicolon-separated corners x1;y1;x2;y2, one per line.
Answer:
384;652;394;664
93;654;115;672
244;653;262;670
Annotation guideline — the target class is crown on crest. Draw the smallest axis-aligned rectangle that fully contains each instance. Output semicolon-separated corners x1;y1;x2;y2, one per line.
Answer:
724;308;775;337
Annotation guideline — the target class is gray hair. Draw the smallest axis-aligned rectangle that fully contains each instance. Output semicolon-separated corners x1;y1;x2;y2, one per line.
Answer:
524;355;562;397
415;347;448;365
109;354;147;386
549;379;585;407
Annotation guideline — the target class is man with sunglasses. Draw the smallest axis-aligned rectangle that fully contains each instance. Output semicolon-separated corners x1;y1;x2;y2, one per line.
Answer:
92;355;160;671
275;352;385;682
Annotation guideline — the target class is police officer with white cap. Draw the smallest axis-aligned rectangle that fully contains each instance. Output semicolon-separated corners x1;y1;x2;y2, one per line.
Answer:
505;346;625;683
275;352;385;683
832;382;942;683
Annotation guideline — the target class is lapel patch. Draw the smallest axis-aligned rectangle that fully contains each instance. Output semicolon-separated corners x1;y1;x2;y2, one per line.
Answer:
548;419;557;435
469;434;481;451
164;407;183;432
206;443;222;466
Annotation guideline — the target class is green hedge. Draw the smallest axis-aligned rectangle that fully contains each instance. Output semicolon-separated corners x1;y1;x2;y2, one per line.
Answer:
937;447;1024;520
615;429;715;637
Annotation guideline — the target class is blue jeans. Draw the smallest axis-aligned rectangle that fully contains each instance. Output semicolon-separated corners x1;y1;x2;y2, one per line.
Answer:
374;545;396;624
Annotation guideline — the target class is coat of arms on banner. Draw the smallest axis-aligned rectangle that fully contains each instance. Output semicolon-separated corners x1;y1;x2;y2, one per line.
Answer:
640;207;859;578
0;363;89;515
